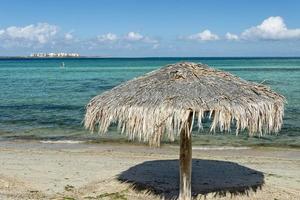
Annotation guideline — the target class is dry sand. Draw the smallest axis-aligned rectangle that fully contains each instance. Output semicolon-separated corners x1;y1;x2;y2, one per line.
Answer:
0;140;299;200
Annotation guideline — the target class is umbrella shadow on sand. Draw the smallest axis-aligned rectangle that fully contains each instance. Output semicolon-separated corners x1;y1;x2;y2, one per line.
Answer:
118;159;264;199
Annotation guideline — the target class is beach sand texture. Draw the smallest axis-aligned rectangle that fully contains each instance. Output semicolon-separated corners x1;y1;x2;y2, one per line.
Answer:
0;141;299;200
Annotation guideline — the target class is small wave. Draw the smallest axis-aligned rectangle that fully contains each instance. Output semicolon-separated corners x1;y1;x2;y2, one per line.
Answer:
39;140;85;144
192;146;251;150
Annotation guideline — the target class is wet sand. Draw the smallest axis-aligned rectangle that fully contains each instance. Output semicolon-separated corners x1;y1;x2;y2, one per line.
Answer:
0;140;299;199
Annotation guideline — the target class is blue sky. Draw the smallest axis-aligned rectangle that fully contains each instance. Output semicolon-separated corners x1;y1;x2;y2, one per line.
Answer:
0;0;300;57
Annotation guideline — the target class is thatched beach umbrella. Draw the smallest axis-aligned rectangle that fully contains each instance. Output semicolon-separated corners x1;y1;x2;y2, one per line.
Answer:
84;62;285;200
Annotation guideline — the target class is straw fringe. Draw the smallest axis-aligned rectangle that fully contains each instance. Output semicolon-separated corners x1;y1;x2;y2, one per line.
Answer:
84;62;285;146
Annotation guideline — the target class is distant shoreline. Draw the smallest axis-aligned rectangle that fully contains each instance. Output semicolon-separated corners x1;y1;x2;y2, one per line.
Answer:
1;56;300;59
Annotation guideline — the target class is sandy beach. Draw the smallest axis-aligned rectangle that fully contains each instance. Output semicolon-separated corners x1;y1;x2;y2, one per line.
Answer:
0;140;299;200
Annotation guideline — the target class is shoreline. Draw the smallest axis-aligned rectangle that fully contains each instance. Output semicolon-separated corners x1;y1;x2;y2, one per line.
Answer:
0;140;299;199
1;134;300;149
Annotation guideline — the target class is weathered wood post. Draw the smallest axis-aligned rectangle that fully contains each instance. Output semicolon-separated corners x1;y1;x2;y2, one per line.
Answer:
179;114;193;200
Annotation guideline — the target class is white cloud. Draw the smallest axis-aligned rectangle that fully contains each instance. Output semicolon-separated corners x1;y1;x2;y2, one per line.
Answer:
0;23;81;49
0;24;160;53
123;32;159;45
0;23;58;44
225;32;239;41
187;30;219;41
152;43;160;49
94;32;158;46
88;31;159;51
125;32;144;41
65;32;74;40
241;16;300;40
143;37;159;44
97;33;118;42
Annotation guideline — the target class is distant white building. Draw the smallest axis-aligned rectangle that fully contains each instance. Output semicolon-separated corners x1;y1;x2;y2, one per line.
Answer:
30;52;80;58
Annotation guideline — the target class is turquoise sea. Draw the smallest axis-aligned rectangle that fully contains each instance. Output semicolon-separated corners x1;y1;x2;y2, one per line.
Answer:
0;58;299;148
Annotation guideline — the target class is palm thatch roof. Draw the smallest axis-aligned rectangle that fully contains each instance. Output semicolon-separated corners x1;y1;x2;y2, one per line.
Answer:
84;62;285;146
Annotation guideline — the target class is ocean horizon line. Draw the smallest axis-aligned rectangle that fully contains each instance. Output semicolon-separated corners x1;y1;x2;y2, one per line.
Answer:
1;56;300;59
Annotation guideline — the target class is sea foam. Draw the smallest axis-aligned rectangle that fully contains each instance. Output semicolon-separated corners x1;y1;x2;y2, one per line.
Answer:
40;140;85;144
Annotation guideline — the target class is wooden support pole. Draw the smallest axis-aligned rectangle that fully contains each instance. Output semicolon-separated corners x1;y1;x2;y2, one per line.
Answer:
179;114;193;200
